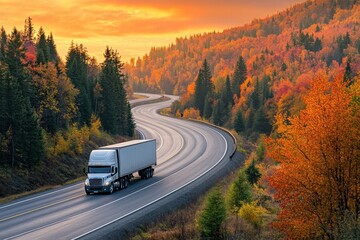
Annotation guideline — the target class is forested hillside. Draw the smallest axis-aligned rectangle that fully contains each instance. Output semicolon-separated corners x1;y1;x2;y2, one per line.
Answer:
127;0;360;94
0;18;135;197
125;0;360;238
126;0;360;135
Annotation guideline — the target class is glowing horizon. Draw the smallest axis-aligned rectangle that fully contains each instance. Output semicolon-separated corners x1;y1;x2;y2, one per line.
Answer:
0;0;305;63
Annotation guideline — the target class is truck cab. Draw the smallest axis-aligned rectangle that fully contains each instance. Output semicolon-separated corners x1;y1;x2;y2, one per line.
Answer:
84;150;118;194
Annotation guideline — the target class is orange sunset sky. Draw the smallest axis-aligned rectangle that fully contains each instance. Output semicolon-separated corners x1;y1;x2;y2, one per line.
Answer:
1;0;305;63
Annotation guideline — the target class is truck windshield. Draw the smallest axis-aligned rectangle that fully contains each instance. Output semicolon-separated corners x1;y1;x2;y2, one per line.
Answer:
88;166;111;173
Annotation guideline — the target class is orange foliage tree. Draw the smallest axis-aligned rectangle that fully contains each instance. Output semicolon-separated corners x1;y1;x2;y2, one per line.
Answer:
183;107;201;120
266;74;360;239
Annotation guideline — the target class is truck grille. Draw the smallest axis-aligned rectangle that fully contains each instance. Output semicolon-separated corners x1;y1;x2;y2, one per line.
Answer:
89;178;102;186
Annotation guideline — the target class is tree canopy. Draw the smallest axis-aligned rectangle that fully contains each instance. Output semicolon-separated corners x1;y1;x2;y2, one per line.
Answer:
266;74;360;239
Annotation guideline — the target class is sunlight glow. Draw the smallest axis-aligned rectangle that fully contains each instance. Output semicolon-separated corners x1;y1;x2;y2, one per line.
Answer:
0;0;305;62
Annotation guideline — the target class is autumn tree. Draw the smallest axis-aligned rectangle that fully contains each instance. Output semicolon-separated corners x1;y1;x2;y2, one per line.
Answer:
56;66;79;128
266;74;360;239
32;63;59;132
32;63;78;131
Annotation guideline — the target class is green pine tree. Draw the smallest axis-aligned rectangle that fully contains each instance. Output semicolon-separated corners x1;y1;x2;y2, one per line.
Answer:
100;47;133;136
250;78;261;109
126;102;135;137
253;106;272;134
245;160;261;185
224;75;233;106
24;17;34;42
246;107;255;131
234;109;245;133
198;188;226;239
0;27;6;61
0;63;10;164
212;100;221;125
226;170;252;213
66;43;92;125
232;56;247;97
343;58;353;86
193;69;204;115
36;27;50;64
202;59;213;96
46;33;59;64
4;29;44;167
193;59;214;117
203;92;213;119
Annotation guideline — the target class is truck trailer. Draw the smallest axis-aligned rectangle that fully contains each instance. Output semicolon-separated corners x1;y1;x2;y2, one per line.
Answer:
84;139;157;194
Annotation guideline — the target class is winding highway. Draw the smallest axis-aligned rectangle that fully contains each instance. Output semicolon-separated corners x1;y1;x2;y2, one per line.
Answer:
0;94;236;239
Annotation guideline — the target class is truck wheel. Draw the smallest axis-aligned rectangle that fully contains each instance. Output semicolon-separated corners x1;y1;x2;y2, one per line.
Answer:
124;178;128;188
119;179;124;190
109;183;114;194
139;170;144;179
150;168;154;177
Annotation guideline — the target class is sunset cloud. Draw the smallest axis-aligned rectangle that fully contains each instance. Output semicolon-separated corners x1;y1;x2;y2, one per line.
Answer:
0;0;304;61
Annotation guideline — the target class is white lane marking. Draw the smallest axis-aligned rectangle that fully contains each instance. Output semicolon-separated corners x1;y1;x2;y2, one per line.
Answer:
5;127;229;240
0;183;83;210
0;194;84;223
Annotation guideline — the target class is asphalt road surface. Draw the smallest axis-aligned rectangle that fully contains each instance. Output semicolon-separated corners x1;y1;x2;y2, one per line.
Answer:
0;93;235;240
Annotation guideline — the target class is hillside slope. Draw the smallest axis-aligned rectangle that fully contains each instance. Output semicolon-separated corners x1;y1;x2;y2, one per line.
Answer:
125;0;360;96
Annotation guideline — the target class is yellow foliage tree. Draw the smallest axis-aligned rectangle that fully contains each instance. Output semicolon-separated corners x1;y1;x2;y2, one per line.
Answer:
183;108;201;120
239;202;269;229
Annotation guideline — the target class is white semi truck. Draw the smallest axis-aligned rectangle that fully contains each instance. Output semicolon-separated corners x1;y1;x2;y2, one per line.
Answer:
84;139;157;194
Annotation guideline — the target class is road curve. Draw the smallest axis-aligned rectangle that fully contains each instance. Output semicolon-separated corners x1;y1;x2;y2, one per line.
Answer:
0;93;235;240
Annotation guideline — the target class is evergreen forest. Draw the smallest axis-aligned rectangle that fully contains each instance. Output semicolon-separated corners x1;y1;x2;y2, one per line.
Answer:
0;18;135;196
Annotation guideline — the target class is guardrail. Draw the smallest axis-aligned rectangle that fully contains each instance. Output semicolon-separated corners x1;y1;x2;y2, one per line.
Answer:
131;94;237;159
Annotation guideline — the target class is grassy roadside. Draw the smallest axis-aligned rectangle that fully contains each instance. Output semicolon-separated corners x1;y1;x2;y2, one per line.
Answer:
129;94;148;100
127;149;250;240
131;95;170;108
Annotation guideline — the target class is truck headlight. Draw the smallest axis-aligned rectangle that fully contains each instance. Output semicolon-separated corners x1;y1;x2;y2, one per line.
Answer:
85;179;89;186
105;181;110;186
